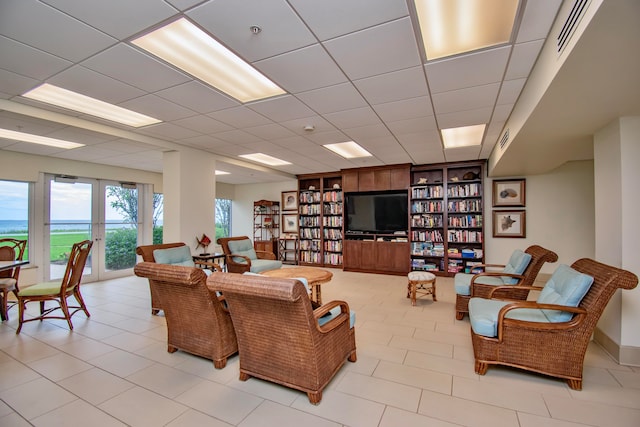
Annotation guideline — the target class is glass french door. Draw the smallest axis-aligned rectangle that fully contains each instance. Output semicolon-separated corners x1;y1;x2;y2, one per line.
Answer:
45;176;141;282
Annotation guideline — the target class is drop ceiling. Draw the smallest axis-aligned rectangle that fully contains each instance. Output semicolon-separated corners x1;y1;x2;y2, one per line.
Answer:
1;0;635;185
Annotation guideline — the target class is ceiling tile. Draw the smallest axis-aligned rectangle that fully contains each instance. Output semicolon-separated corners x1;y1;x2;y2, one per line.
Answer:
172;115;234;134
208;106;271;128
138;121;201;139
0;69;39;97
432;83;500;115
119;93;195;121
425;47;511;94
492;104;515;122
354;66;428;105
304;130;350;145
253;44;348;94
323;107;381;129
436;107;493;129
497;79;526;105
247;96;316;122
373;96;433;122
0;35;71;81
386;115;438;135
444;146;481;162
288;0;408;41
323;17;421;80
243;123;296;140
188;0;316;62
344;124;393;142
214;129;263;145
279;116;337;136
0;0;115;62
155;81;238;114
516;0;563;43
504;40;545;80
41;0;177;39
296;83;367;115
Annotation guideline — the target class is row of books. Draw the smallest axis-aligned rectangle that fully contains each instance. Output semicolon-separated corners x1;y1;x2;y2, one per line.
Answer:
410;230;444;242
447;183;481;197
411;185;443;199
323;228;342;240
324;240;343;252
411;201;443;213
299;191;321;203
322;216;343;227
411;213;443;228
324;253;343;265
448;215;482;228
447;230;482;242
299;216;320;227
410;242;445;256
299;204;321;215
299;228;321;239
323;203;343;215
447;200;482;212
322;191;343;202
411;258;443;271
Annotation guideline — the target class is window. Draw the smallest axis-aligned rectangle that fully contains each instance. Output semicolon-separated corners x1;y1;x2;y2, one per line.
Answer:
0;180;30;259
215;198;231;240
153;192;163;244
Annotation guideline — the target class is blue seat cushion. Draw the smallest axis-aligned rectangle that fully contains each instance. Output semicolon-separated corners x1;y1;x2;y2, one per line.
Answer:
454;249;532;296
228;239;258;262
248;259;282;273
153;246;195;267
537;264;594;322
454;273;503;295
469;297;550;337
318;306;356;329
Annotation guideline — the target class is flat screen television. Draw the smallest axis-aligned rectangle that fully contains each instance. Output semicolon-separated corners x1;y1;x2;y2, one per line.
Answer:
345;190;408;234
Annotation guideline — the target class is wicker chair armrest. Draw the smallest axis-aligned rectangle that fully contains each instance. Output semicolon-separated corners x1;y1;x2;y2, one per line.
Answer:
495;301;588;341
470;272;524;284
314;300;350;333
256;250;276;260
486;284;543;298
226;254;252;265
194;260;223;272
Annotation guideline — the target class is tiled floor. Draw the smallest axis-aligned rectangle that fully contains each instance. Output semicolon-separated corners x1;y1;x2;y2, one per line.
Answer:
1;268;639;426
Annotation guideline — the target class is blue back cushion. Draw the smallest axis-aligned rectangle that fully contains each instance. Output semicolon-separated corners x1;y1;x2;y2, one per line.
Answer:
501;250;532;284
228;239;257;262
153;245;195;267
537;264;594;322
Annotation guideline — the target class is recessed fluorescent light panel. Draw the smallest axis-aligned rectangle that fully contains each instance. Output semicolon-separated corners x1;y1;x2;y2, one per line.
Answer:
414;0;519;60
441;124;486;149
22;84;161;127
132;18;286;103
215;170;230;175
239;153;291;166
0;128;85;149
323;141;372;159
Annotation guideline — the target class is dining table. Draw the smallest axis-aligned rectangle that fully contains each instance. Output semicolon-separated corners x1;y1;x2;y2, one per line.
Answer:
0;259;28;272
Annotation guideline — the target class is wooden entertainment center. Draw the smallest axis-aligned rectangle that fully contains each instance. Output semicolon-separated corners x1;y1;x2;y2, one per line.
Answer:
296;161;485;276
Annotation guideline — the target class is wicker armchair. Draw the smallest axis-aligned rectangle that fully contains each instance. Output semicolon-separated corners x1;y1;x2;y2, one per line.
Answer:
470;258;638;390
133;262;237;369
208;272;357;404
455;245;558;320
136;242;222;314
217;236;281;274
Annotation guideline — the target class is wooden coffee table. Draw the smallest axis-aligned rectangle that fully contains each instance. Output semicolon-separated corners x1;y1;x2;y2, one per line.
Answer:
262;266;332;305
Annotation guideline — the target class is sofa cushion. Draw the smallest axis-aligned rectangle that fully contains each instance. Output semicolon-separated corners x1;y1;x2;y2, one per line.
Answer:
537;264;594;322
454;273;503;296
153;246;195;267
469;297;550;337
502;250;532;284
228;239;258;262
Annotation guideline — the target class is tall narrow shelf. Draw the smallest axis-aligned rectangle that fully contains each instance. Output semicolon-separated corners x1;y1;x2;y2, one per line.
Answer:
253;200;279;255
297;173;343;267
410;161;485;276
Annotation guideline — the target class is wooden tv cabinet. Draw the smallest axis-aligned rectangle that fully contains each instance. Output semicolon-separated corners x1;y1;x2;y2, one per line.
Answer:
343;234;410;275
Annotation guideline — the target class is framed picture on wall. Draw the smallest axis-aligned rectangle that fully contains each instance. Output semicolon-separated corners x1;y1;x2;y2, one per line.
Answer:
282;213;298;233
281;191;298;211
493;210;526;238
492;179;526;207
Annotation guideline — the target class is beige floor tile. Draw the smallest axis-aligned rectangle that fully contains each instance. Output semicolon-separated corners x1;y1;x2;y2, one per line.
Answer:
354;328;393;345
56;337;117;360
133;340;194;366
566;381;640;409
610;368;640;389
165;409;233;426
389;334;453;358
239;400;340;427
3;338;61;363
413;326;473;347
336;371;421;411
373;359;452;394
544;394;640;426
0;358;42;392
0;399;13;417
476;365;571;396
27;352;93;382
70;321;123;341
357;342;407;363
175;379;263;425
108;317;162;334
291;389;385;427
0;412;32;426
58;368;135;405
380;406;461;427
358;319;416;337
99;386;188;427
226;375;301;406
31;399;126;427
126;363;205;399
174;354;240;384
88;348;155;377
405;350;478;379
342;353;380;376
518;412;596;427
101;331;158;352
453;376;549;416
418;389;520;427
0;377;77;420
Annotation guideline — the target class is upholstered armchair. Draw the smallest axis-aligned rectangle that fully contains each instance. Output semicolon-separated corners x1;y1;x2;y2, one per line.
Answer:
468;258;638;390
136;242;222;314
208;272;356;404
455;245;558;320
217;236;281;274
133;262;237;369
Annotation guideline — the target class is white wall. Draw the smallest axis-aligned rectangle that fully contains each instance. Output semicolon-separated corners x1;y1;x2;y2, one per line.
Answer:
484;160;595;275
231;179;297;238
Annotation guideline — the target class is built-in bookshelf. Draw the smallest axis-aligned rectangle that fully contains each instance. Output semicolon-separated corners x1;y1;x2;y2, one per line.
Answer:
410;161;484;276
297;173;343;267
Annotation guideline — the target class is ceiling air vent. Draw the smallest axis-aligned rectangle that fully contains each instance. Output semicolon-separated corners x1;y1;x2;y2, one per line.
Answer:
499;129;510;150
557;0;591;53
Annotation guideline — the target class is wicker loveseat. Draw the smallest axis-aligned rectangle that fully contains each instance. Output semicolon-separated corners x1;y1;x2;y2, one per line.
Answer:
208;272;356;404
469;258;638;390
133;262;237;369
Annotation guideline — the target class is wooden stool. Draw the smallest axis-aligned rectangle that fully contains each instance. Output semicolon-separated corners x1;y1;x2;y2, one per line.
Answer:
407;271;437;306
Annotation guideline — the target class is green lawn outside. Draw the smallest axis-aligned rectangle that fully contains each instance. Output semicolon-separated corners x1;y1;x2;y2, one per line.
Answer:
1;231;91;262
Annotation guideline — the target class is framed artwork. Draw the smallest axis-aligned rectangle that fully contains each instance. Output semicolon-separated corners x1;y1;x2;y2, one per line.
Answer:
493;210;526;238
281;191;298;211
492;179;526;207
282;213;298;233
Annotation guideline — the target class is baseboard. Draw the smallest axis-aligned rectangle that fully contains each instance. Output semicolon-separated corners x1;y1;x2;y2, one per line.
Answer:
594;327;640;367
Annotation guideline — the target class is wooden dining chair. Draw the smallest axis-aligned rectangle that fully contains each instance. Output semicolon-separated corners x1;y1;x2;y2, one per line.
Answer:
0;238;27;321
